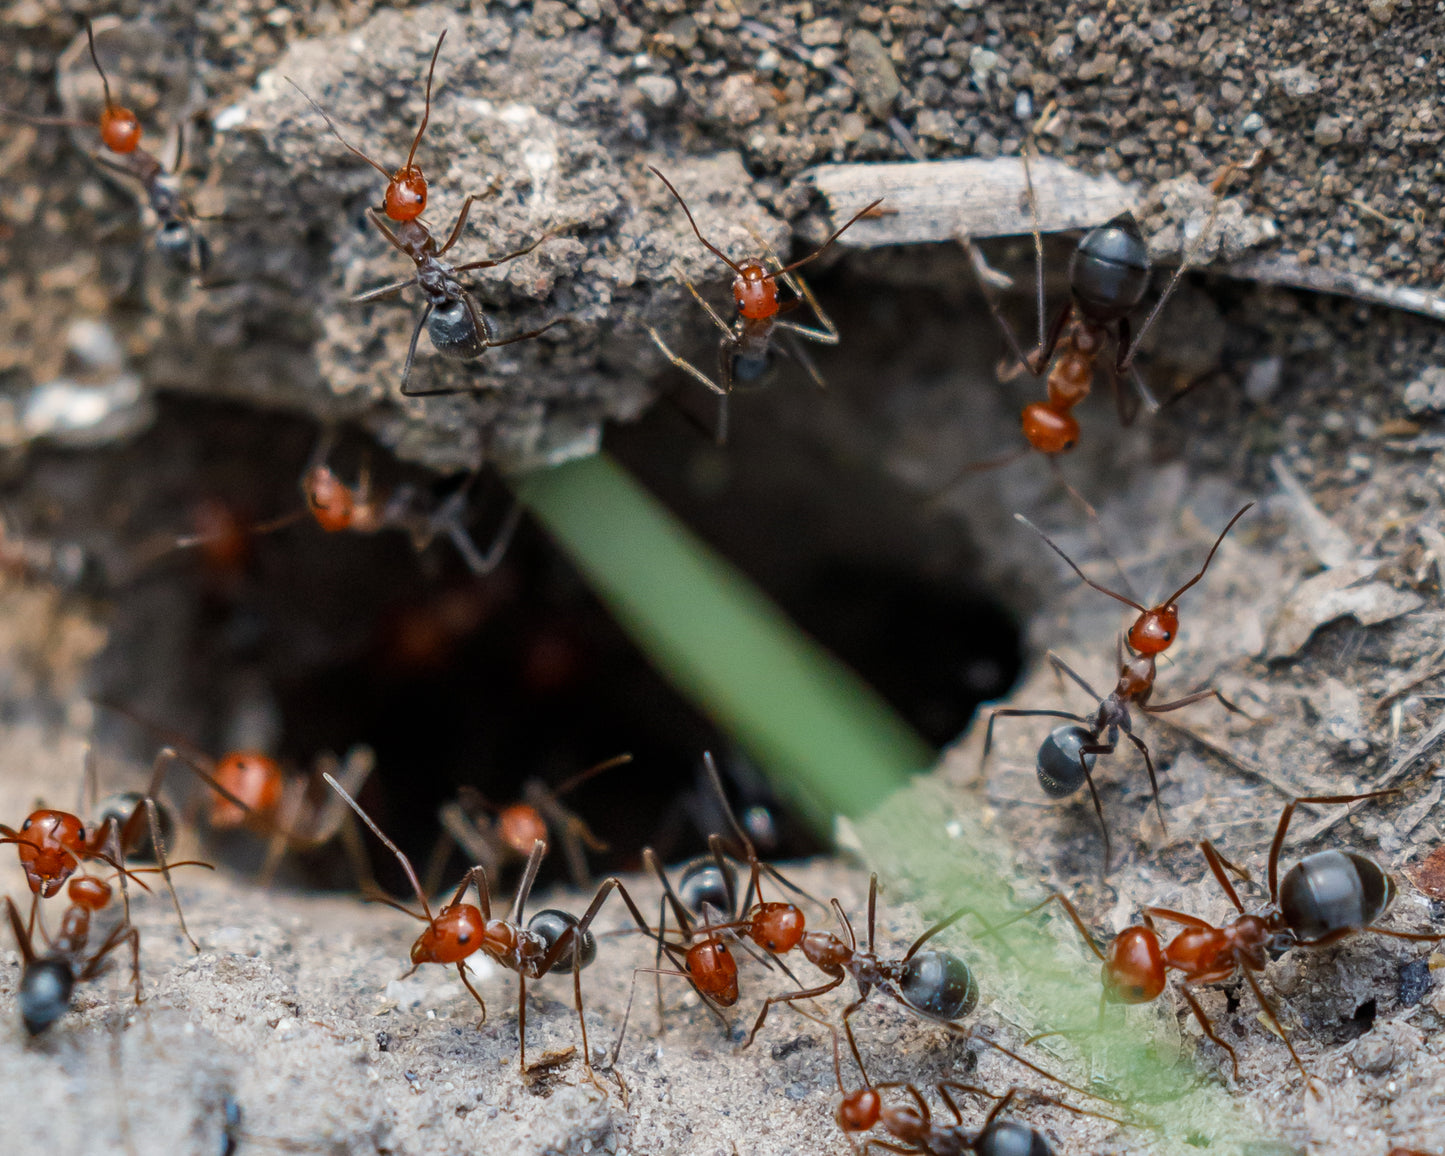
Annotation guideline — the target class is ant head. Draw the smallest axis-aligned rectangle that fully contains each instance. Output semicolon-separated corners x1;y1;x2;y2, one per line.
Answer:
732;261;779;321
497;804;548;856
1069;213;1150;321
685;938;739;1005
6;811;85;895
211;753;284;828
68;874;112;911
86;23;141;154
304;465;356;533
1102;926;1165;1004
837;1088;881;1133
1020;402;1079;455
750;902;805;955
411;902;486;965
384;165;428;223
1127;604;1179;656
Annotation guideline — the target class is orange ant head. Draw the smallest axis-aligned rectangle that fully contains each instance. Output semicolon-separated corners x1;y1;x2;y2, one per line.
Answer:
210;753;284;828
685;938;739;1005
4;810;85;896
749;902;805;954
1103;926;1166;1004
411;903;486;965
497;804;548;857
304;466;355;533
732;261;779;321
384;165;428;222
99;104;142;153
68;875;112;911
1020;403;1080;455
1127;605;1179;656
837;1087;881;1133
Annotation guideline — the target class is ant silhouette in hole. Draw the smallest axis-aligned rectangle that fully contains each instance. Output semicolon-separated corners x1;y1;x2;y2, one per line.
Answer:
1;19;207;274
288;31;563;397
646;166;882;442
981;504;1253;867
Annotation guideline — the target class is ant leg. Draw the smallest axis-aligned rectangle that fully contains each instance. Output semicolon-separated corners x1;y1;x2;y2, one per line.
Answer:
778;331;826;390
1177;985;1241;1080
435;194;478;257
1240;967;1311;1083
647;326;727;397
516;971;529;1073
1119;730;1167;834
452;231;555;273
987;892;1108;963
1073;741;1113;869
902;904;1018;963
142;795;197;950
1046;652;1106;702
1200;841;1248;913
1141;905;1214;930
4;896;36;965
773;272;837;344
1046;457;1101;521
396;303;435;398
980;707;1092;771
928;448;1031;504
509;842;546;925
456;961;488;1023
353;274;420;303
956;224;1069;376
1143;687;1250;716
1266;791;1400;904
487;317;563;350
436;496;522;577
743;974;847;1048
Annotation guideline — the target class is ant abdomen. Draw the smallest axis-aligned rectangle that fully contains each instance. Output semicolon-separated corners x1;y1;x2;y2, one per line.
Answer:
677;858;736;917
898;948;978;1020
94;791;176;863
1068;214;1150;321
733;351;770;383
1279;849;1395;942
977;1119;1055;1156
527;909;597;972
426;298;487;360
1035;726;1096;799
19;959;75;1036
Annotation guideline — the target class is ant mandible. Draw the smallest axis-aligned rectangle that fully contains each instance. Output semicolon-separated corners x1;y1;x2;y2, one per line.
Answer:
996;790;1445;1084
941;147;1260;504
429;753;633;891
0;20;207;273
981;503;1254;866
324;773;634;1094
646;166;882;442
289;31;561;397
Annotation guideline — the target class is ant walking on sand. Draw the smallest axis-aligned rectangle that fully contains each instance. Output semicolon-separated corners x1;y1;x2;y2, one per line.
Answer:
995;790;1445;1084
324;773;636;1094
646;166;882;442
940;145;1262;507
426;753;632;892
980;503;1254;866
0;20;207;274
289;31;562;397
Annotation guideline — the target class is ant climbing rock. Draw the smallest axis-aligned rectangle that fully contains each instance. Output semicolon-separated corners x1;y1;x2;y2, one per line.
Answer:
324;773;636;1093
996;790;1445;1084
941;147;1262;506
289;31;563;397
0;20;207;274
646;166;882;442
981;504;1254;865
427;753;631;892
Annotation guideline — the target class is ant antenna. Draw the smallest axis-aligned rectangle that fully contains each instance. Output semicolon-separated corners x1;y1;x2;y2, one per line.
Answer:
85;21;115;111
323;772;433;924
1163;502;1253;605
770;197;885;278
1015;513;1148;614
649;166;744;275
287;80;391;180
405;31;446;173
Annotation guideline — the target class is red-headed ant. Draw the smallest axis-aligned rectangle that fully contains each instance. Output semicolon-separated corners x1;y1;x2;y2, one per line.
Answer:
646;166;882;442
324;772;636;1094
940;149;1261;505
288;31;561;397
996;790;1444;1085
981;504;1254;866
0;20;207;274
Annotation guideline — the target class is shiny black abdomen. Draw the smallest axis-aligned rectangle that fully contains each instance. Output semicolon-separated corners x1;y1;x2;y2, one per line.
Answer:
1036;725;1096;798
898;948;978;1020
1069;214;1150;321
1279;849;1394;942
527;909;597;971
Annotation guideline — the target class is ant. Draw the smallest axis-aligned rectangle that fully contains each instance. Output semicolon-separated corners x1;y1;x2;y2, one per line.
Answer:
0;20;206;273
97;701;377;888
427;753;632;891
323;773;633;1094
3;856;209;1034
942;146;1261;504
981;503;1254;866
996;790;1445;1084
646;166;883;442
289;31;562;397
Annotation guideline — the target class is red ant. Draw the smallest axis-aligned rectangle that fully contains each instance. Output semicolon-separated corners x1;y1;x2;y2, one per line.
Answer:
981;503;1254;865
0;20;206;273
97;701;377;888
995;790;1445;1085
427;753;632;891
941;149;1260;505
289;31;561;397
646;166;882;442
323;772;634;1093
